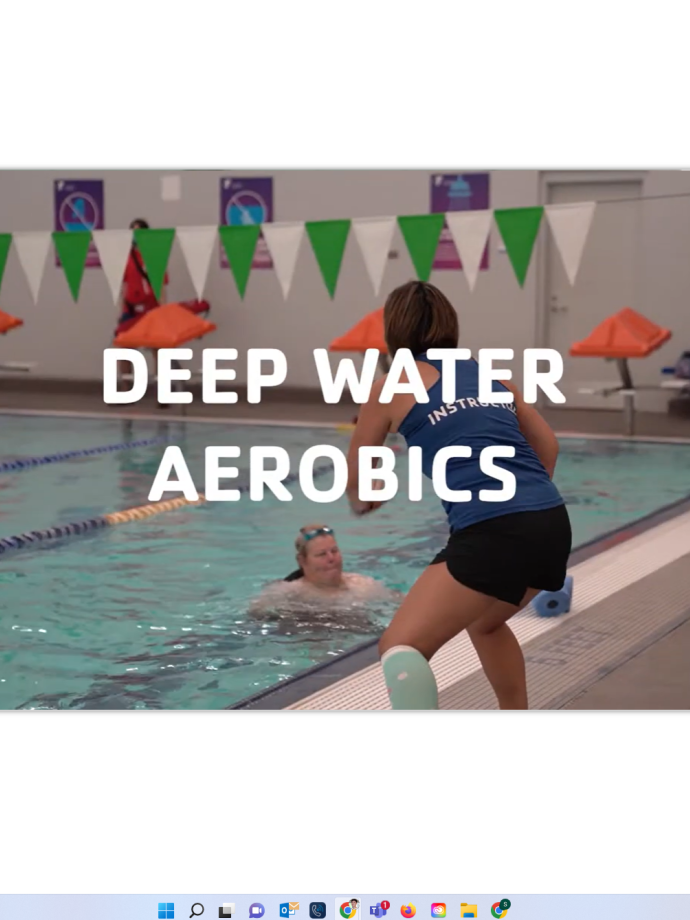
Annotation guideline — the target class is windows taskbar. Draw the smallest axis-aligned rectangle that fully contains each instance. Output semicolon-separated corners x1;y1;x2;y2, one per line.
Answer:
0;894;687;920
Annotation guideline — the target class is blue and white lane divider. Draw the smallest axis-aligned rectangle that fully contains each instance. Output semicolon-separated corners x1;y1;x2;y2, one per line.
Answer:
0;463;336;556
0;436;170;473
0;518;110;552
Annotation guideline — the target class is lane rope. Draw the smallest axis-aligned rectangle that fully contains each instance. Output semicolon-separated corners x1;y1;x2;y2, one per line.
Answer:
0;436;170;474
0;462;336;556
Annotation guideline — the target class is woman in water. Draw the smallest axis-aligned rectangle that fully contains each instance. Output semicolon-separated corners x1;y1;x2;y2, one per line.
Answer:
249;524;401;633
346;280;572;710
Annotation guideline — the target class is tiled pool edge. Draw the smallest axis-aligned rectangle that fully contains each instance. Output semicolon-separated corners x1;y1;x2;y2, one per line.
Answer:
229;492;690;711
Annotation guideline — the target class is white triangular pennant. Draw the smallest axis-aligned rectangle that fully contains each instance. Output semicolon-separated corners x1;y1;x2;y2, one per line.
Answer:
445;210;493;292
92;229;133;305
352;217;396;296
176;226;216;299
545;202;596;286
261;222;305;300
14;233;51;304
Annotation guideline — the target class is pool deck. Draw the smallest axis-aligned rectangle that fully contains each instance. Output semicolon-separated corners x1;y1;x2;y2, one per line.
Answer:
2;384;690;711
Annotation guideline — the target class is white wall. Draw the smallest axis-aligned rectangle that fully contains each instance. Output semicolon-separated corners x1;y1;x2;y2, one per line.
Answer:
1;169;689;404
0;169;539;386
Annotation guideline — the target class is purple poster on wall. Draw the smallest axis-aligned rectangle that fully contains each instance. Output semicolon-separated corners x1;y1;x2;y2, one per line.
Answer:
430;173;490;271
220;177;273;269
54;179;104;267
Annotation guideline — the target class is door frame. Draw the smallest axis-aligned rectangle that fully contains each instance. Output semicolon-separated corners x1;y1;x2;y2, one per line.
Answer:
533;170;648;409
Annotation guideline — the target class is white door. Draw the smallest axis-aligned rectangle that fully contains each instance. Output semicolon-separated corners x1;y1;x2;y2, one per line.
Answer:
545;180;642;409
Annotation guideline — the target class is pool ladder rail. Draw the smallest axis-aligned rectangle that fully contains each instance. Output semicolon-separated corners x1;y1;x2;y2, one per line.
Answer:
578;359;690;436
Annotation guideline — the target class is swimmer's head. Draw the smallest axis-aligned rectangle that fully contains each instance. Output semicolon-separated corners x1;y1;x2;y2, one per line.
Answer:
384;280;459;357
294;523;343;588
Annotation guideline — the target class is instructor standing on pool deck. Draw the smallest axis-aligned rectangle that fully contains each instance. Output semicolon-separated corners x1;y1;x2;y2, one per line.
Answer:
345;280;572;711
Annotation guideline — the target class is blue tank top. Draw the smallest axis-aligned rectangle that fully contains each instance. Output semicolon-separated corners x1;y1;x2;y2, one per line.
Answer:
397;352;564;532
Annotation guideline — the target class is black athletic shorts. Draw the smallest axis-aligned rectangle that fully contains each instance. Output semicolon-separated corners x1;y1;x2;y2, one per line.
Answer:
431;503;572;606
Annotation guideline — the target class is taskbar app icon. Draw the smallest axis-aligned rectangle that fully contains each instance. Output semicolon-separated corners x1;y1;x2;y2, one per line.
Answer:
335;897;361;920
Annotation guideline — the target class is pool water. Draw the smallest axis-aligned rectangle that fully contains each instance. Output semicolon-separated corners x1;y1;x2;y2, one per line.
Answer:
1;414;689;710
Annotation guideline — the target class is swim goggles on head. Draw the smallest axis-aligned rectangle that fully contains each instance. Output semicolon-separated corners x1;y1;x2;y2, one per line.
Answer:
299;526;334;541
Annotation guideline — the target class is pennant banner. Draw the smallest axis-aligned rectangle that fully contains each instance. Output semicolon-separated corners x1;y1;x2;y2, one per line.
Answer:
53;231;91;301
262;222;304;300
352;217;395;296
0;202;598;306
545;201;596;286
177;226;217;300
218;224;261;298
14;232;51;304
92;229;133;305
445;210;492;292
306;220;351;298
0;233;12;295
397;214;445;282
494;207;544;287
133;228;175;302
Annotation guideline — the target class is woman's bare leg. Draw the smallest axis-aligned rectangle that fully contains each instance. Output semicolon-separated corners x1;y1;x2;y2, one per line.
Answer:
378;563;507;709
378;566;540;710
379;564;503;661
467;588;539;710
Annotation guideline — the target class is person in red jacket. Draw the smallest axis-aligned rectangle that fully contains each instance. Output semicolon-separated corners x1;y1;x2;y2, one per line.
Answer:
115;218;170;406
113;218;211;408
117;218;169;334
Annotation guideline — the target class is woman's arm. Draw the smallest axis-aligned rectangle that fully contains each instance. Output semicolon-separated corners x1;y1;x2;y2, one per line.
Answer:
346;376;393;514
503;381;560;478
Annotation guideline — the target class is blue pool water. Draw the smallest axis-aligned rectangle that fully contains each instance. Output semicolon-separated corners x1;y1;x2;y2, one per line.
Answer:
1;413;689;710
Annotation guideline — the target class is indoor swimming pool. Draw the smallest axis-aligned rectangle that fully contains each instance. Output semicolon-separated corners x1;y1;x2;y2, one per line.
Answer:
1;412;689;710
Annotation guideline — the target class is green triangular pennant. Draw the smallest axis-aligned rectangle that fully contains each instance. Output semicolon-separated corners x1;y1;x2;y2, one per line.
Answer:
133;228;175;302
52;231;91;301
218;224;261;298
397;214;445;282
0;234;11;295
494;207;544;287
305;219;351;298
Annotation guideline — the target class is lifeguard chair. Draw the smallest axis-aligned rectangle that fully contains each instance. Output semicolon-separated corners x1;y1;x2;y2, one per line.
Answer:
570;307;673;435
329;307;390;374
0;309;36;375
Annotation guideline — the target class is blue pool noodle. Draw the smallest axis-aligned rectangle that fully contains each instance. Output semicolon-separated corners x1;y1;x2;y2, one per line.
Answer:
533;575;574;618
